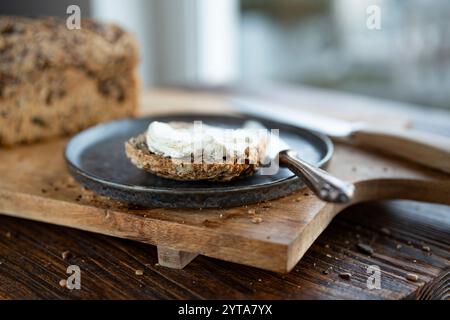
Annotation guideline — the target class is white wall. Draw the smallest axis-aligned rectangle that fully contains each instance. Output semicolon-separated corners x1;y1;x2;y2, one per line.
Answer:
91;0;239;87
91;0;155;86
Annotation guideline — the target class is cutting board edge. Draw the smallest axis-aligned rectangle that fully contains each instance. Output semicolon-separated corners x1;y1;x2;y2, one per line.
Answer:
0;188;295;272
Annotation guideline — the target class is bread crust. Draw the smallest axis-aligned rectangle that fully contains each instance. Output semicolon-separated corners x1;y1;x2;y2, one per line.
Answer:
125;133;262;181
0;16;138;77
0;16;139;146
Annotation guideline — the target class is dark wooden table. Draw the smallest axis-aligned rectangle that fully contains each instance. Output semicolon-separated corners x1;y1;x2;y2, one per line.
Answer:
0;200;448;299
0;87;449;300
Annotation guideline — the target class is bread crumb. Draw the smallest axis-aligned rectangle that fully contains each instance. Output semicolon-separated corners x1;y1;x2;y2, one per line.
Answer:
59;279;67;288
421;245;431;252
135;269;144;276
61;251;71;260
406;273;418;282
356;243;374;255
252;217;263;224
248;209;256;214
339;272;351;280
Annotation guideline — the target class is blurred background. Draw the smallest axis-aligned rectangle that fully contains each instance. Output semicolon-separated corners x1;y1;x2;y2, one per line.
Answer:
1;0;450;110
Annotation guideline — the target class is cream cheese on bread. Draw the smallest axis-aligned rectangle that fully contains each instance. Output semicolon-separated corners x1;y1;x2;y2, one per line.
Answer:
145;121;265;163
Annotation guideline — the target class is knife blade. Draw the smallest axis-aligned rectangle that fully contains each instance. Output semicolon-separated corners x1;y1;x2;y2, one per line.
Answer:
233;97;450;174
233;97;362;139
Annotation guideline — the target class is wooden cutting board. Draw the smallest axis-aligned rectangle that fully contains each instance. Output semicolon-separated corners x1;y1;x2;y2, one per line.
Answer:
0;90;449;273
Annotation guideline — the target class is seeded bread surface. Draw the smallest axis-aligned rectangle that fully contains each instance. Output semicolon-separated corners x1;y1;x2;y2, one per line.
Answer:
125;134;263;182
0;16;139;146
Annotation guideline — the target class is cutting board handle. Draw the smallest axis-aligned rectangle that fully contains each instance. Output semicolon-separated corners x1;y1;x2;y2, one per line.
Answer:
353;178;450;206
349;126;450;174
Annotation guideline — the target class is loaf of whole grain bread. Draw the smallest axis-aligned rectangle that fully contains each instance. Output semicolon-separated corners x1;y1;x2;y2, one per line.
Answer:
0;16;139;146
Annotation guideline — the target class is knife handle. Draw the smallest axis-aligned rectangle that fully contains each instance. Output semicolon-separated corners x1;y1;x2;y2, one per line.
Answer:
349;126;450;174
279;150;355;203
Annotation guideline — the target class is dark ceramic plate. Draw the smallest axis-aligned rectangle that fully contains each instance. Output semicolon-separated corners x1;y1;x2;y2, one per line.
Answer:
65;114;333;208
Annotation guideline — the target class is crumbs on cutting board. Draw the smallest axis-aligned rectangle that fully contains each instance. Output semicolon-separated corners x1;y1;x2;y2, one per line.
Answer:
41;176;126;209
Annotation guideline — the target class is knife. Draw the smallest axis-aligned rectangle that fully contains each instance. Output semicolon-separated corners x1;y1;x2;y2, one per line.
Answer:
233;98;450;174
244;121;355;203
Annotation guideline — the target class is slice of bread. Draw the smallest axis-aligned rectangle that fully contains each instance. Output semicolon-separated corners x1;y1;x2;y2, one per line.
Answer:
125;133;264;181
